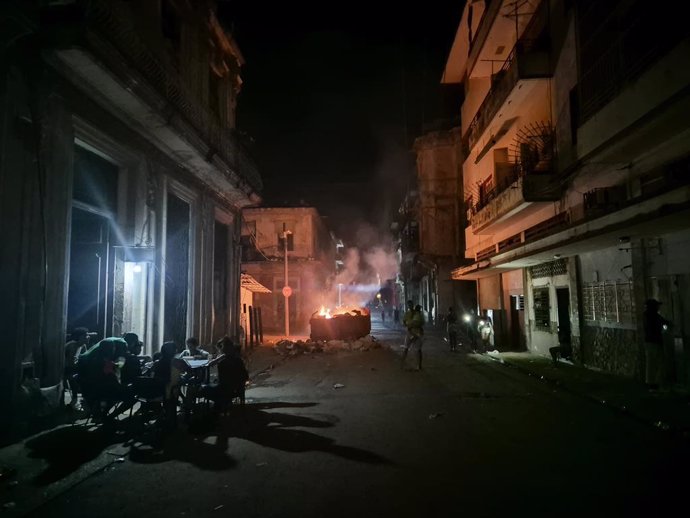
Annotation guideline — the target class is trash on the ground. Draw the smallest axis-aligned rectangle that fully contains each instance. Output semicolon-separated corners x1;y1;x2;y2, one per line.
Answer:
114;457;126;463
214;504;225;511
2;502;16;509
428;413;443;419
333;383;345;389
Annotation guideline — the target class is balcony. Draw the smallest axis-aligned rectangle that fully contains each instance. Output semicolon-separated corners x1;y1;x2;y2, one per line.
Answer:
467;127;559;232
45;0;262;197
465;39;551;153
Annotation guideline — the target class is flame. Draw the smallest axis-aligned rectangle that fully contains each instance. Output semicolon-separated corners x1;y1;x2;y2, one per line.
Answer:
315;305;370;319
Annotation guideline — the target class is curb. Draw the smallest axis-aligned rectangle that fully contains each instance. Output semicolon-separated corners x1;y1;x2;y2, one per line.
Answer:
484;353;690;438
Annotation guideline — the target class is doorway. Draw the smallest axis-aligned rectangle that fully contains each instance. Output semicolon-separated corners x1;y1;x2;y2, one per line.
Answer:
164;193;190;347
67;207;113;341
213;220;229;341
556;287;571;345
509;294;525;350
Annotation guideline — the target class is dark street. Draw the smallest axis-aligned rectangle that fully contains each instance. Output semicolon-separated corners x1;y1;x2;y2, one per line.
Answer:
26;322;690;518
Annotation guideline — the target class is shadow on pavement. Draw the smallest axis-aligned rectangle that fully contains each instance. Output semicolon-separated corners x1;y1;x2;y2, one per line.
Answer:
24;424;125;486
202;402;394;466
127;430;237;471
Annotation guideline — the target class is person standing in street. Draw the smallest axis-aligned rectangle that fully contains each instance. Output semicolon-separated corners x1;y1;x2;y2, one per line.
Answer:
445;307;459;352
401;301;424;370
643;298;671;390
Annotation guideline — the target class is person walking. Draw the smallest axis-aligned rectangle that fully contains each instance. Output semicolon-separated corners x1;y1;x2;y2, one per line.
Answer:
401;301;424;370
445;307;459;352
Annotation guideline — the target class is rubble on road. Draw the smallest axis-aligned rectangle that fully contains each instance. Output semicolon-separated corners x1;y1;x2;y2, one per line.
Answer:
273;335;381;356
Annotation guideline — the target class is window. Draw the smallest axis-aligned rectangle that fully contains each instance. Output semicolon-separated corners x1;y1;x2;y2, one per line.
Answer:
582;280;635;327
533;288;550;328
278;233;294;252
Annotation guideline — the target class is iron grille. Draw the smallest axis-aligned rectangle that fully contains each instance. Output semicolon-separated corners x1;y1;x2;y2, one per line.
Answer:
582;280;635;325
529;258;567;279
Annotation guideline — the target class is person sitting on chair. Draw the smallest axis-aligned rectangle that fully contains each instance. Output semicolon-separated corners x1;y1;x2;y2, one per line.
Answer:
64;327;91;406
76;337;128;419
201;337;248;413
181;337;210;359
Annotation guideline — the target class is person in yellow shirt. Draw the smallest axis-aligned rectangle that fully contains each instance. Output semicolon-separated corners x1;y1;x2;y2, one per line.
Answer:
401;301;424;370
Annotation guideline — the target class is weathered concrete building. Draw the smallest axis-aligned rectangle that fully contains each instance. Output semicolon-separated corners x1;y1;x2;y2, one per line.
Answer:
0;0;261;432
240;207;336;335
396;128;476;325
445;0;690;383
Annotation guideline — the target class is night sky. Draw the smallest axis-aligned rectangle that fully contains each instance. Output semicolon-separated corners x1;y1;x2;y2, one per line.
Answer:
220;2;465;245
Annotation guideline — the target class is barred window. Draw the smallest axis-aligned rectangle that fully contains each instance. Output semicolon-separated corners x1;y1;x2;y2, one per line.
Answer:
530;259;567;279
533;288;550;328
582;280;635;326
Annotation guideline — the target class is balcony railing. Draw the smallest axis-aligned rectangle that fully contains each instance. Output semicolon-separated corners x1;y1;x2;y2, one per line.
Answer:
466;124;558;230
471;211;569;262
464;39;551;152
80;0;262;191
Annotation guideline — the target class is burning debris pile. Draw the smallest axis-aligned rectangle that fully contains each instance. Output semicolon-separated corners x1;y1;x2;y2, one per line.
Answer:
273;335;381;356
309;306;371;341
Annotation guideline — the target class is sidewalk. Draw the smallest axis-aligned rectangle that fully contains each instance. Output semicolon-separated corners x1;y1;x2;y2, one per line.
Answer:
488;351;690;435
0;344;283;516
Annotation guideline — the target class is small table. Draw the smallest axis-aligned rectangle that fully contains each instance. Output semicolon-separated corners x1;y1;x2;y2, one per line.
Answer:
182;358;211;383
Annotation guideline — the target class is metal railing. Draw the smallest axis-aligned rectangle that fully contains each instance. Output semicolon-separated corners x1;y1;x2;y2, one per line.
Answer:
464;38;550;152
82;0;262;191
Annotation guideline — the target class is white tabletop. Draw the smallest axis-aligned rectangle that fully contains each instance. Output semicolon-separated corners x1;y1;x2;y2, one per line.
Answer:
183;358;210;369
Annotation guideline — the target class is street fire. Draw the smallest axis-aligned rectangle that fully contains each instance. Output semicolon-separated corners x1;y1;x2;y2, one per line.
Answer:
310;306;371;341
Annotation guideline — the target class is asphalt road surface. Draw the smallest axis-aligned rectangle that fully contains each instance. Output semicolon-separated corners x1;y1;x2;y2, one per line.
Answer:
28;321;690;517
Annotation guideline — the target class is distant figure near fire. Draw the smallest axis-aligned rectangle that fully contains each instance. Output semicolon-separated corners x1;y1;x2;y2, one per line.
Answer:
401;301;424;370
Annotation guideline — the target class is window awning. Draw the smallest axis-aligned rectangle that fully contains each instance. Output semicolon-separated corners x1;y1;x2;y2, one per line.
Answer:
241;273;272;293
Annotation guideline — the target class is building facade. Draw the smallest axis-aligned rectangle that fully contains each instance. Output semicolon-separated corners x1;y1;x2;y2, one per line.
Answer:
395;128;476;326
445;0;690;383
240;207;336;334
0;0;261;432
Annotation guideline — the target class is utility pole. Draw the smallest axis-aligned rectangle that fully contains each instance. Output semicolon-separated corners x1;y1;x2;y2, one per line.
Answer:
282;223;292;337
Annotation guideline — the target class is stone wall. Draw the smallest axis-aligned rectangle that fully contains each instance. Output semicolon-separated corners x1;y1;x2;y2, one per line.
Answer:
581;325;638;377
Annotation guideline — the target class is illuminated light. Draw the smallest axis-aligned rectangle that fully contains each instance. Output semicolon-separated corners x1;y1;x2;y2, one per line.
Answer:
479;320;486;326
133;264;142;273
463;314;471;323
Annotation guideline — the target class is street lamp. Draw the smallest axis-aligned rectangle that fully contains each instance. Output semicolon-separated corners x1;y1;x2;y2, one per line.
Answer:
337;283;343;308
282;225;292;338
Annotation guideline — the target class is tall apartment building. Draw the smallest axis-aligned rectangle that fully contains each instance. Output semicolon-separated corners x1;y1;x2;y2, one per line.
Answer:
0;0;261;431
240;207;336;334
396;128;476;324
444;0;690;384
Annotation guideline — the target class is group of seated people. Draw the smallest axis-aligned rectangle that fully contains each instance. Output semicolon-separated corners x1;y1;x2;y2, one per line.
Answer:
64;330;248;428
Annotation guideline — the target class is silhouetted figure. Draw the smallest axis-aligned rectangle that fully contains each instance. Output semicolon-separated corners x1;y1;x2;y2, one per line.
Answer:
182;337;210;358
643;299;670;389
201;337;248;413
64;327;90;406
401;302;424;370
76;337;128;418
445;307;459;352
